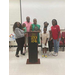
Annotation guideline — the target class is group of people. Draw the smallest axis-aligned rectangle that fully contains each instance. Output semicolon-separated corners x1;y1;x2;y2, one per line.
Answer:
13;16;61;58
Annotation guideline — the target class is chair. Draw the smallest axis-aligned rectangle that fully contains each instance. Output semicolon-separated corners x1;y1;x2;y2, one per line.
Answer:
59;33;63;49
61;32;65;51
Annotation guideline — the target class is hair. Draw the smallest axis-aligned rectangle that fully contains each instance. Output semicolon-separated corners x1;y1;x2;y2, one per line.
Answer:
26;16;30;19
13;22;22;32
52;19;57;25
22;23;26;26
44;21;49;25
33;18;37;21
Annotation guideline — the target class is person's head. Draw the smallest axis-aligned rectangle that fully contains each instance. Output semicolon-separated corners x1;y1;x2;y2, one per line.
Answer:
43;28;47;33
44;22;49;28
26;16;30;23
33;18;37;24
22;23;26;28
13;22;22;32
52;19;57;26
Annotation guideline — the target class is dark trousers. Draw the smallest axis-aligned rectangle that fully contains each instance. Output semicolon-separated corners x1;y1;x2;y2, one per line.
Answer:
48;39;53;52
16;37;25;55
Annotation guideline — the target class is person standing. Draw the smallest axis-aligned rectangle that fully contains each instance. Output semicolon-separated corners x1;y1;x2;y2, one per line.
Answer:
41;22;53;55
31;18;40;44
41;28;49;58
51;19;61;56
13;22;25;57
23;16;32;50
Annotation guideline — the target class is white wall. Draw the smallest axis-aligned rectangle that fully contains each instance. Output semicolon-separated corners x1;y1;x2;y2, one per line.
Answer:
9;0;21;34
21;0;65;29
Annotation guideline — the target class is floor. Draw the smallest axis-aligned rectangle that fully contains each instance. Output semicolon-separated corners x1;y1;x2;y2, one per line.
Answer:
9;47;65;75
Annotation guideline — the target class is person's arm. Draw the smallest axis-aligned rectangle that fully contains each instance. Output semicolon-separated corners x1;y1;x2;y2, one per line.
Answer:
38;25;41;32
57;26;60;41
22;28;25;31
57;32;60;41
15;28;24;37
30;25;32;31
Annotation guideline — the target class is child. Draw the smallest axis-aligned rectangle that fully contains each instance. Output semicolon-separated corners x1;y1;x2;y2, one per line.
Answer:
22;23;27;54
41;28;49;58
43;22;53;56
22;23;27;33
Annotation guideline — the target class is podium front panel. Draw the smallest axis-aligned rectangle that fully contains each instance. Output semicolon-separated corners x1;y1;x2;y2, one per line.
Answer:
28;32;38;63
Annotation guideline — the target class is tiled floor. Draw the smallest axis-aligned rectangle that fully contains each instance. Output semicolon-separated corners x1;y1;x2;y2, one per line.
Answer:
9;47;65;75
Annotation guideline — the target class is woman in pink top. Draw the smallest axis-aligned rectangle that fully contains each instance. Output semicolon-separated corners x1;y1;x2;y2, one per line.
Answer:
23;16;32;51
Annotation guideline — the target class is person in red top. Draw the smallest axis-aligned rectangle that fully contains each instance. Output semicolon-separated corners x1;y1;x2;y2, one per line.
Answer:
51;19;61;56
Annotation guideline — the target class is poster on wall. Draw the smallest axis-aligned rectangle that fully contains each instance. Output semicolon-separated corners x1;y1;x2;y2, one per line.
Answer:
9;33;15;41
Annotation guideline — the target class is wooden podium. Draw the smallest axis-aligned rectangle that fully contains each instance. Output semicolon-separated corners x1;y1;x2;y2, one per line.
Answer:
26;31;40;64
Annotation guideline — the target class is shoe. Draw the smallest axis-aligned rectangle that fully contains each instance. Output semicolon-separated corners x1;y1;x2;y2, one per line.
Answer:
55;53;58;56
52;53;58;56
42;55;44;57
52;52;56;56
45;55;47;58
15;55;19;57
21;53;25;55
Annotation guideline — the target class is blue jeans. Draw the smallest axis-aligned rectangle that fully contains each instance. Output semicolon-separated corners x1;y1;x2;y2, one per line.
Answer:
53;38;60;53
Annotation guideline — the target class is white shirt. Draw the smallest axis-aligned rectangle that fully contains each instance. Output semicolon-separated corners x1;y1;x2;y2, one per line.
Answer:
41;25;51;40
40;33;49;44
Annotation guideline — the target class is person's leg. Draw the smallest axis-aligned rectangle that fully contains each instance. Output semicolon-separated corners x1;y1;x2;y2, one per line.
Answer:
26;36;29;51
42;44;45;57
16;48;19;56
25;36;28;51
43;48;44;54
24;37;26;53
44;48;45;56
53;40;59;56
48;40;52;55
48;41;50;55
44;43;48;57
48;41;50;52
53;39;57;53
20;37;25;55
56;38;60;53
15;39;20;57
50;39;53;52
20;37;23;54
45;48;47;53
42;48;44;57
45;48;47;58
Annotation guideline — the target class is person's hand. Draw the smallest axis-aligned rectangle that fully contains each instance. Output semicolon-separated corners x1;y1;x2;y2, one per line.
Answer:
24;33;27;36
